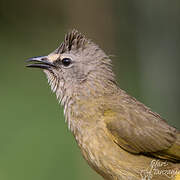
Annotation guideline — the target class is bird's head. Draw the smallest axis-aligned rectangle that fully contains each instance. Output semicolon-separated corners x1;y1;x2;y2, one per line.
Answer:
26;30;115;104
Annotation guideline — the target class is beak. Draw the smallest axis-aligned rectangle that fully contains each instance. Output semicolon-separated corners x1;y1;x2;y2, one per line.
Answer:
26;56;56;69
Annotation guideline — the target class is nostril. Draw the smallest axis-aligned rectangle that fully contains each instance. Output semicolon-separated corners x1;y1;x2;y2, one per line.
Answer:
41;57;48;61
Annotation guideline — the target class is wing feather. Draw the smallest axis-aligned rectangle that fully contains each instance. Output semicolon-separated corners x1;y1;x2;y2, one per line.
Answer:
103;92;179;161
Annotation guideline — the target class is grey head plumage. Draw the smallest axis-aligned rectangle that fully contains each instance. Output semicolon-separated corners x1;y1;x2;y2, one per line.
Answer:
26;29;116;107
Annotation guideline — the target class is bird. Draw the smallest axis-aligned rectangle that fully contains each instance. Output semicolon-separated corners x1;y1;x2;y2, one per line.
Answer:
26;29;180;180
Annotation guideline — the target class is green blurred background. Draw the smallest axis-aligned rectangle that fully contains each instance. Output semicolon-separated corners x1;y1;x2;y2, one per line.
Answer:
0;0;179;180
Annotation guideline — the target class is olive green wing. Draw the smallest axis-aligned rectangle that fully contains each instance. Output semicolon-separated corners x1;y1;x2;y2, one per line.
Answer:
104;103;180;162
154;133;180;162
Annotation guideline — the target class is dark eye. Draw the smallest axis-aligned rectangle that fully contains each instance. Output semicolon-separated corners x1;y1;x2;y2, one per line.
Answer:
61;58;72;67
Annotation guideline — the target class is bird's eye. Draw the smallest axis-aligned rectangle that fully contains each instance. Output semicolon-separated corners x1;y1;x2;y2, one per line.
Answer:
61;58;72;67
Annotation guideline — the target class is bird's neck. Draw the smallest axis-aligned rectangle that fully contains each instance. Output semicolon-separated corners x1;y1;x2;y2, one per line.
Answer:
60;75;118;134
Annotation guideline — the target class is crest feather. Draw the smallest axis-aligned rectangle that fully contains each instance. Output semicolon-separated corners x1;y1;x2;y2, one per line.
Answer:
57;29;88;54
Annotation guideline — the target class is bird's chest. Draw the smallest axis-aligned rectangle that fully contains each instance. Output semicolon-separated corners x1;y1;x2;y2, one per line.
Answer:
66;101;122;179
74;126;116;179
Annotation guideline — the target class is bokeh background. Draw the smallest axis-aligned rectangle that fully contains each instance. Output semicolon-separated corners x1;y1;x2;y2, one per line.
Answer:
0;0;180;180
